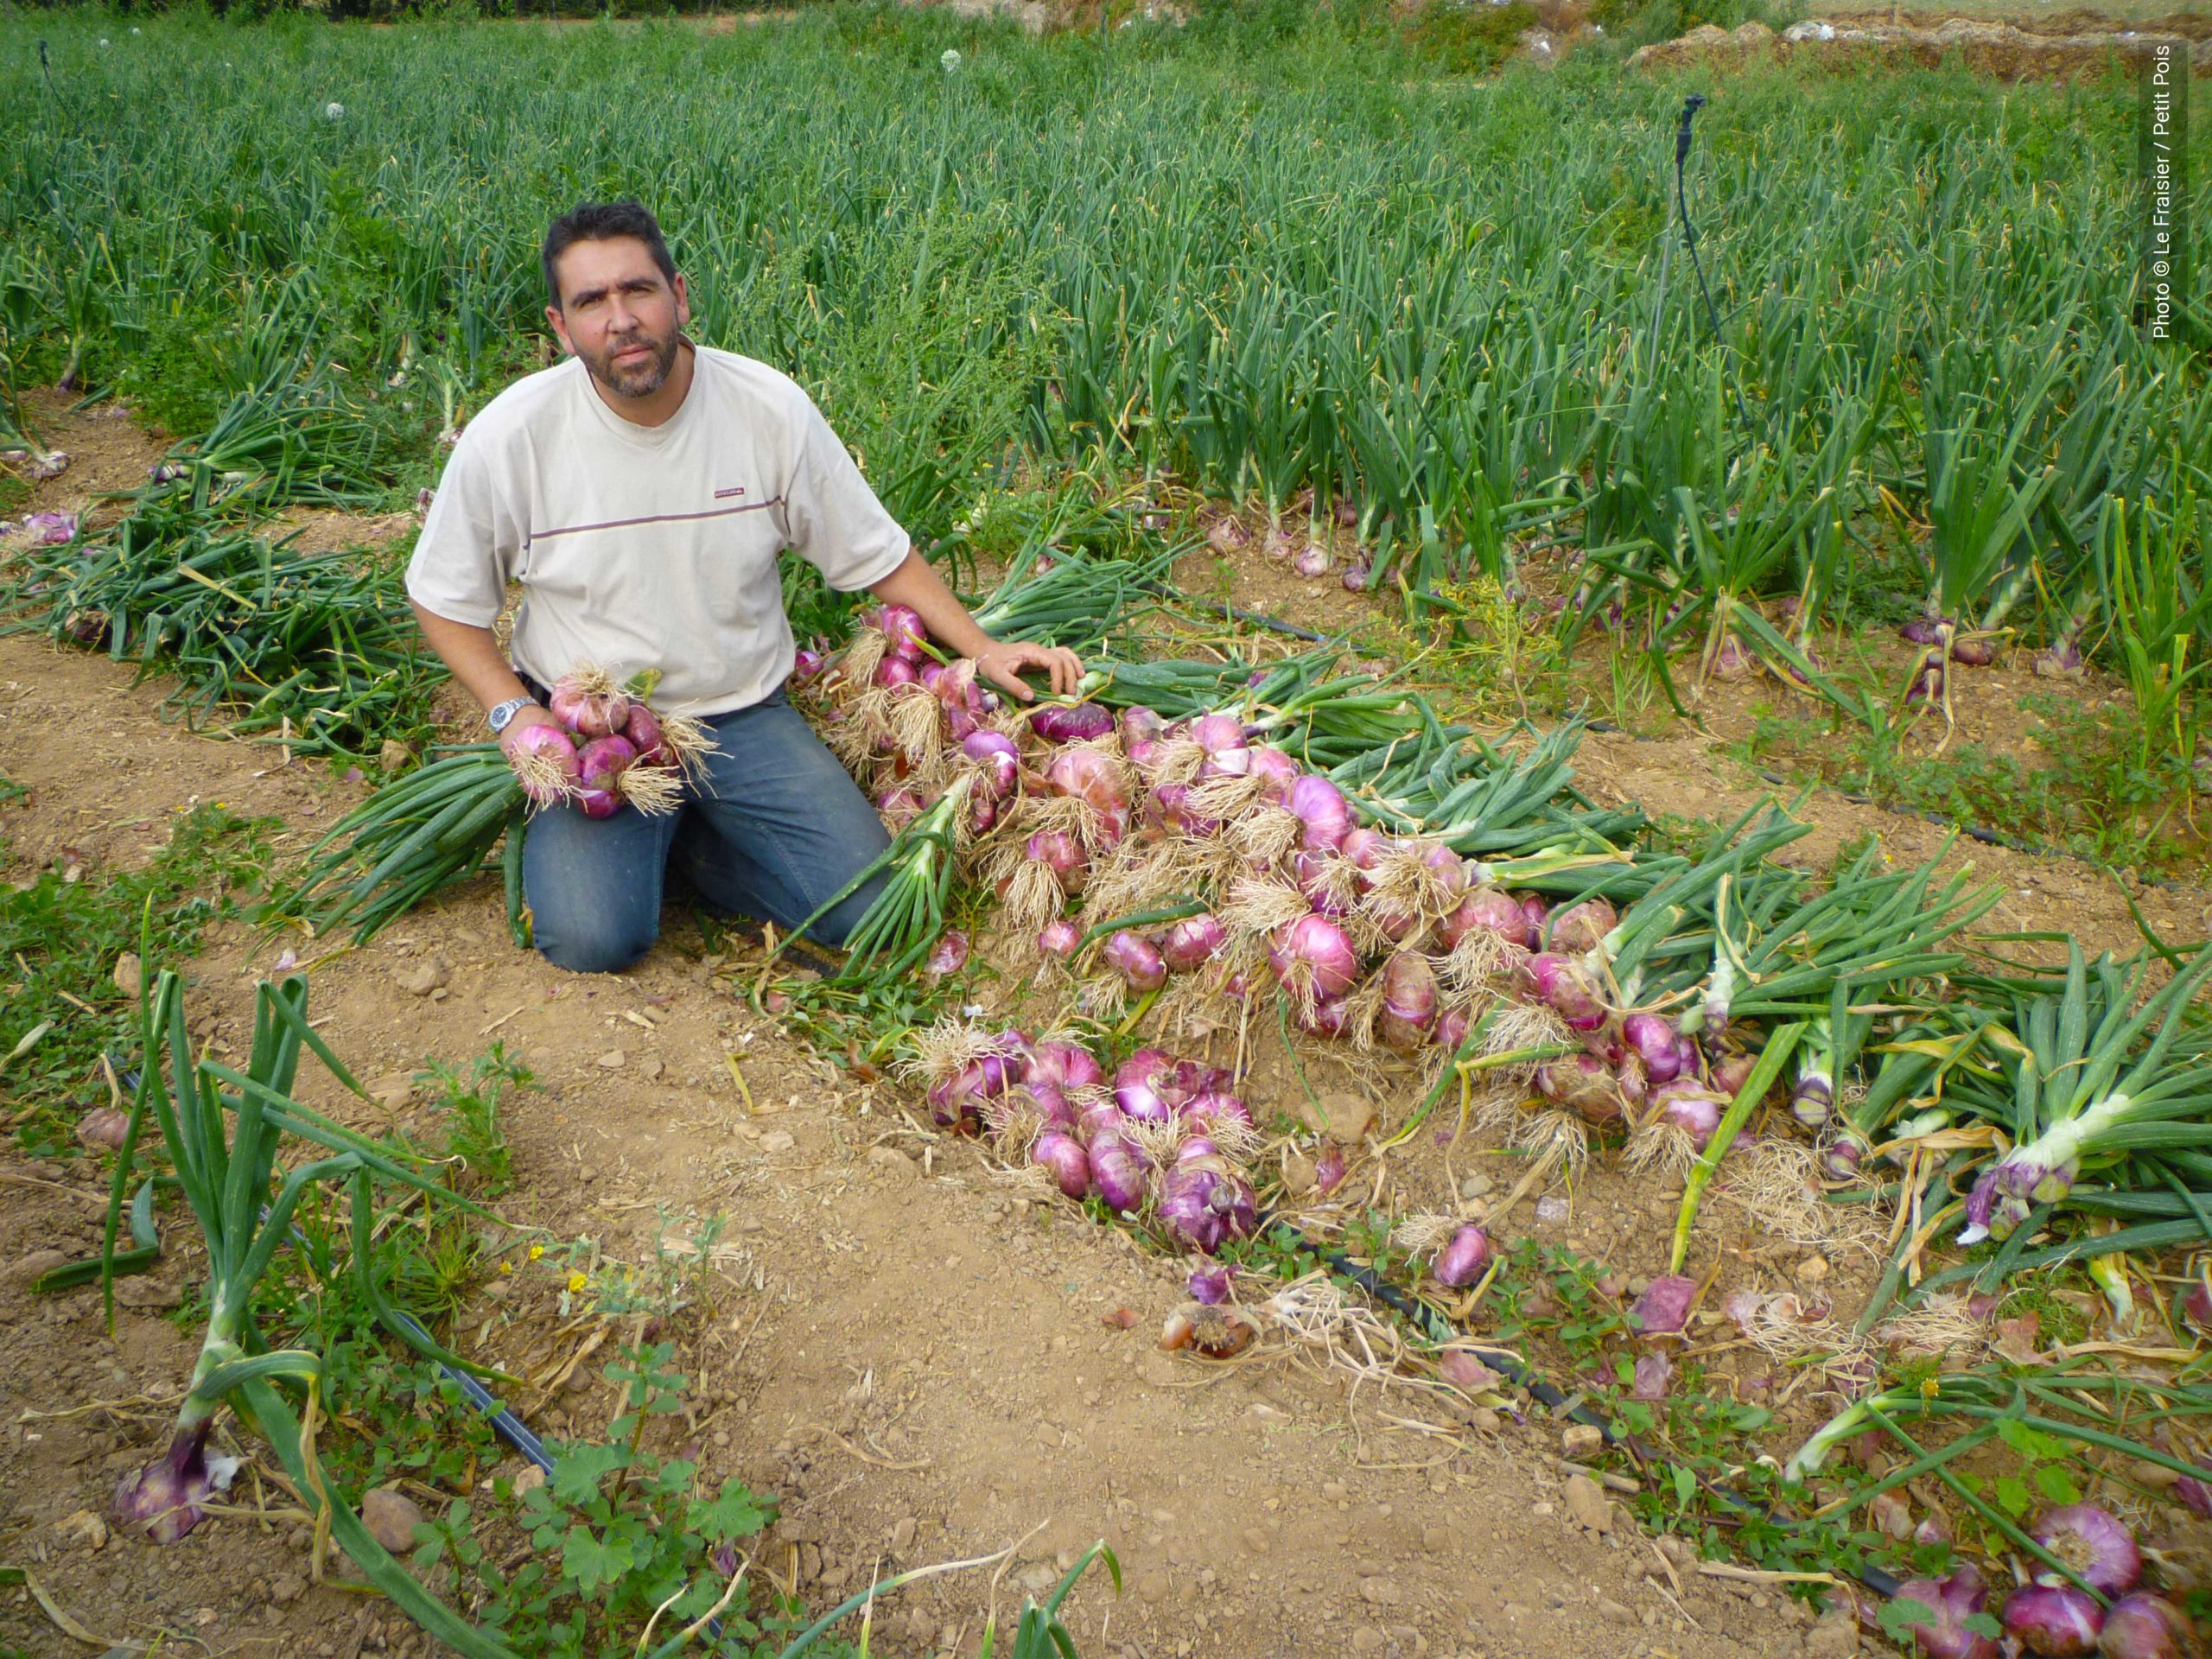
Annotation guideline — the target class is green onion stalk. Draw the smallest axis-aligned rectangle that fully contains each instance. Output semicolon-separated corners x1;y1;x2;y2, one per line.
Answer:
1956;944;2212;1245
778;773;976;984
106;965;513;1656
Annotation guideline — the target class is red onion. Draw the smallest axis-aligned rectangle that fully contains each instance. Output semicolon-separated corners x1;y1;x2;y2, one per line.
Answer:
1341;556;1370;591
1287;775;1356;852
1341;826;1393;877
1248;745;1300;802
1438;887;1529;952
1268;913;1359;1001
961;730;1021;800
2175;1470;2210;1517
1189;712;1250;777
875;655;920;690
1045;746;1132;837
1032;1131;1091;1199
1037;918;1083;959
1433;1224;1491;1288
2098;1594;2193;1659
507;722;582;807
2033;637;2086;680
1113;1051;1175;1121
1186;1090;1252;1135
1157;914;1227;972
1901;616;1946;645
1543;898;1617;955
1119;705;1166;747
1535;1052;1624;1124
1421;842;1470;899
1378;952;1440;1051
1025;830;1090;894
549;677;632;737
2179;1275;2211;1331
1523;954;1607;1030
1027;1083;1078;1128
1158;1163;1257;1254
1297;995;1351;1039
1652;1078;1728;1150
1432;1005;1471;1052
1103;931;1166;993
875;602;927;660
77;1107;130;1151
1711;1052;1758;1097
1029;1039;1104;1091
790;646;826;683
1517;893;1550;940
1149;783;1221;838
1313;1143;1347;1192
1629;1275;1698;1338
1908;658;1945;704
1952;634;1998;667
1622;1012;1681;1078
622;702;668;767
1030;702;1116;743
111;1419;225;1543
1630;1352;1673;1401
2003;1584;2103;1657
575;787;621;820
2029;1505;2140;1595
877;786;923;830
923;930;969;980
1615;1052;1649;1111
1292;541;1331;580
1188;1263;1236;1305
1891;1568;1999;1659
1294;850;1354;917
576;734;638;793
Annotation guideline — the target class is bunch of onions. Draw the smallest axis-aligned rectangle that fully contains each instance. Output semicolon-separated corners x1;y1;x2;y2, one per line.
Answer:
523;664;709;820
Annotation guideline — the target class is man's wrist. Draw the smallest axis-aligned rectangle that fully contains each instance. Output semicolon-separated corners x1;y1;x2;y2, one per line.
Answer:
486;695;539;734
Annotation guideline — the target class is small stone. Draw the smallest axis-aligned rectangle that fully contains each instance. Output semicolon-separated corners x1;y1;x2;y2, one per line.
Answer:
1796;1255;1830;1283
2132;1458;2181;1490
1136;1572;1171;1603
361;1487;426;1554
1561;1424;1604;1458
512;1465;546;1497
397;957;449;997
54;1510;107;1551
1535;1194;1569;1224
1320;1481;1350;1501
1282;1151;1317;1194
1458;1173;1493;1198
595;1049;626;1070
639;1058;665;1081
270;1573;307;1605
112;951;143;1000
1804;1606;1859;1658
1599;1598;1636;1624
1563;1475;1612;1535
1351;1630;1386;1653
1303;1090;1375;1142
9;1249;72;1289
1240;1527;1268;1554
889;1516;917;1552
378;739;416;773
865;1145;918;1180
113;1277;183;1310
1422;1526;1450;1552
760;1131;796;1154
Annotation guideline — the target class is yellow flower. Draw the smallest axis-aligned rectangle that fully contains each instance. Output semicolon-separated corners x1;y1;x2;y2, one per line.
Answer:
1920;1376;1942;1399
528;1243;544;1261
567;1271;588;1294
498;1261;513;1275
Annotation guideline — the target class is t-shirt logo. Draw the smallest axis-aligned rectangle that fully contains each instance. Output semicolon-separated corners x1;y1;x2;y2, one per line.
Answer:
713;486;747;500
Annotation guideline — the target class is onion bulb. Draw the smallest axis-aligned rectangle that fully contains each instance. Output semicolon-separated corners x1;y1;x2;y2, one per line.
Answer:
1433;1224;1491;1287
1030;702;1115;743
1287;775;1356;852
1268;913;1359;1002
1523;954;1607;1031
575;788;621;820
1087;1133;1147;1213
1037;918;1083;959
1890;1569;1999;1659
1438;887;1528;953
1029;1039;1104;1091
623;702;668;767
1031;1131;1091;1199
1248;745;1300;803
2097;1594;2193;1659
1378;952;1440;1051
1103;931;1167;993
1157;1162;1257;1255
875;603;927;661
549;675;632;737
2029;1505;2140;1596
506;722;582;808
576;734;639;793
1189;713;1249;777
1535;1052;1624;1125
1543;898;1618;956
1160;913;1228;972
2002;1585;2103;1658
961;730;1021;800
1113;1051;1175;1121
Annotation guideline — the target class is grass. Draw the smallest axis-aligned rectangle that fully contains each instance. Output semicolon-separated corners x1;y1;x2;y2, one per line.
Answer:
0;803;274;1160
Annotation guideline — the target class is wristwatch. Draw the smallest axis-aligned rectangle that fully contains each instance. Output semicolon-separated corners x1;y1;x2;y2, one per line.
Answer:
486;696;534;734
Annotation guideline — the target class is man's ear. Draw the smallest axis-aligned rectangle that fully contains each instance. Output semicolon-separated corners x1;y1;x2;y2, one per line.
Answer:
672;272;691;332
544;303;575;358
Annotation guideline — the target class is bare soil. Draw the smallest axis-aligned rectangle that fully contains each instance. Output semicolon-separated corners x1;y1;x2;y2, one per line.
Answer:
4;400;2210;1659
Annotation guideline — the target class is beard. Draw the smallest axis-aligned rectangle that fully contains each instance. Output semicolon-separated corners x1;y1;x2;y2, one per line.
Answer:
584;329;681;399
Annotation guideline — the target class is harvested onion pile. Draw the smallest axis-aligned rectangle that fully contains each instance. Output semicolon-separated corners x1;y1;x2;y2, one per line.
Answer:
505;664;715;818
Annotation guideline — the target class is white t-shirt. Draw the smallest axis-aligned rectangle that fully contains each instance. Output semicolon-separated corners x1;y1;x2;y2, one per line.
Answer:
405;345;910;717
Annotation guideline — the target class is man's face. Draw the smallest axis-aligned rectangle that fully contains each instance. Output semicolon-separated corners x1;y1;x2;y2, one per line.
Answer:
546;237;690;401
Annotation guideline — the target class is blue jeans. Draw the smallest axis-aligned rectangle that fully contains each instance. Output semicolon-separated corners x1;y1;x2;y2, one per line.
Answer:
523;690;891;973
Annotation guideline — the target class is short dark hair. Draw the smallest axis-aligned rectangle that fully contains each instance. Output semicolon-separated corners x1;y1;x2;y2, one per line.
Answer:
541;200;677;310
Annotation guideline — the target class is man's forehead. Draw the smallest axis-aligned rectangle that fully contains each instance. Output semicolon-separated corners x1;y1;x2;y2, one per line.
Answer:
556;237;670;295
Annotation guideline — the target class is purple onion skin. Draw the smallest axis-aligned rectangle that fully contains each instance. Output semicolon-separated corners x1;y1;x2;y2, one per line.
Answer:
1028;1039;1103;1091
1900;617;1946;645
1029;702;1116;743
1186;1091;1253;1135
1631;1352;1673;1401
1952;634;1999;667
1158;1165;1258;1255
874;654;921;690
1038;918;1082;959
1160;912;1228;972
111;1420;219;1544
1379;953;1440;1051
1103;930;1167;993
961;729;1022;798
1189;1263;1236;1305
1032;1131;1092;1199
924;929;969;980
1821;1138;1866;1183
1088;1133;1148;1213
1892;1571;2000;1659
1542;898;1618;956
1623;1012;1680;1073
1653;1078;1727;1150
2098;1594;2193;1659
1439;887;1529;953
1536;1053;1624;1125
790;646;826;684
2029;1505;2141;1596
624;702;668;766
1432;1006;1471;1053
575;787;621;820
2003;1584;2104;1658
1523;954;1608;1031
1288;774;1356;852
1248;745;1301;802
1630;1275;1698;1337
1118;705;1166;749
2181;1279;2212;1331
1433;1225;1491;1288
1027;1083;1079;1130
876;602;927;659
1516;893;1549;942
1293;850;1353;918
577;734;639;793
1710;1052;1758;1098
1269;913;1359;1001
1313;1144;1347;1194
1297;995;1351;1039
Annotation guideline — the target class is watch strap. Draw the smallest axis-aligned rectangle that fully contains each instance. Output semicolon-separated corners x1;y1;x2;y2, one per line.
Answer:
487;696;532;734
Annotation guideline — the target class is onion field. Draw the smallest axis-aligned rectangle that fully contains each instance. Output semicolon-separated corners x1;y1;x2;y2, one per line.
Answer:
4;10;2212;1659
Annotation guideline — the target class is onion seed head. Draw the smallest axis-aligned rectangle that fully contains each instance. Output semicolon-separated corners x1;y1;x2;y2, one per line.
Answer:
2097;1594;2193;1659
2029;1504;2141;1596
2003;1584;2104;1658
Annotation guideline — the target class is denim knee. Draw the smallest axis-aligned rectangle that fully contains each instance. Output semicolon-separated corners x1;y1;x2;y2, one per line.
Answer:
535;912;658;975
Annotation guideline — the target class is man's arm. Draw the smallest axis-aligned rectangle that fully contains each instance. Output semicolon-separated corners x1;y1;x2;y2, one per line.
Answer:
864;549;1082;703
410;602;563;746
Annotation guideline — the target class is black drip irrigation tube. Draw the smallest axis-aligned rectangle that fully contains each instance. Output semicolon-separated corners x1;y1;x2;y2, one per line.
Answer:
1268;1219;1903;1605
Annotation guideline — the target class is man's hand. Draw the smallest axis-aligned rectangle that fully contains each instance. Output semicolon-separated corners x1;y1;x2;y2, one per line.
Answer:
975;640;1084;703
496;703;565;768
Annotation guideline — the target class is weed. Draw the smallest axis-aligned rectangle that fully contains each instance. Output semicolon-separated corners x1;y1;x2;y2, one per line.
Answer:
0;804;272;1159
416;1042;530;1198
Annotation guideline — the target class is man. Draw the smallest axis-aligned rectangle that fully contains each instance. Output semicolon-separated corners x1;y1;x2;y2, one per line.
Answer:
406;200;1080;973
